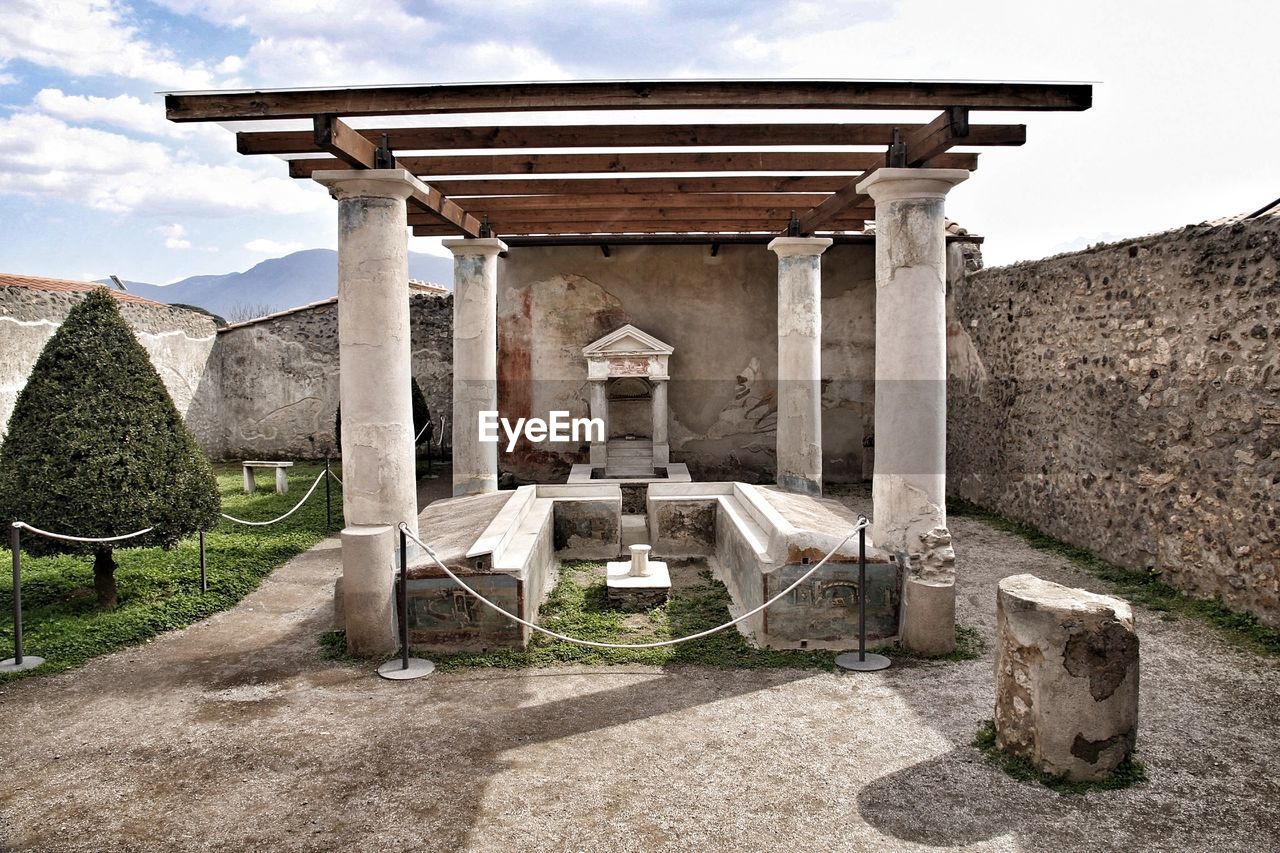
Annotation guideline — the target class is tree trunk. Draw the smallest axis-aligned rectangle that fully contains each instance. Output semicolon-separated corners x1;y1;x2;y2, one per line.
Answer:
93;548;118;609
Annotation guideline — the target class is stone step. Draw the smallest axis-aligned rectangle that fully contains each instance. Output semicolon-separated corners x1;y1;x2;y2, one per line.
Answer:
608;446;654;459
621;514;649;548
606;465;656;478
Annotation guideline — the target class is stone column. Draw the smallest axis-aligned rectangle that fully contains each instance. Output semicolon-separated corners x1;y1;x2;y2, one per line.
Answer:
767;237;832;495
314;169;419;543
651;379;669;466
588;380;608;467
445;237;507;496
859;167;968;655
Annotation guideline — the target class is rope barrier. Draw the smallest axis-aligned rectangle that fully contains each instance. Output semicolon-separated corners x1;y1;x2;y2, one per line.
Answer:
11;521;154;544
328;469;343;486
219;469;328;527
399;518;868;650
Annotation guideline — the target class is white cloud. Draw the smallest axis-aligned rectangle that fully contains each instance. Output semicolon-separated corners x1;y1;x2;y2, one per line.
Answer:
244;238;304;254
155;223;190;249
0;0;216;87
0;112;327;218
34;89;182;138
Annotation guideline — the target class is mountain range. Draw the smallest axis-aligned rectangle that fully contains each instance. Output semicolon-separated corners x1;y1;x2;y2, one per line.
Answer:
103;249;454;321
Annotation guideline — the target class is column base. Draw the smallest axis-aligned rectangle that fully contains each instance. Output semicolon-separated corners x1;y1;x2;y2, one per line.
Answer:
900;577;956;656
340;525;398;657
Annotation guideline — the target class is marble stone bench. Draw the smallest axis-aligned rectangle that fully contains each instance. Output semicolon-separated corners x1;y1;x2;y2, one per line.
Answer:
242;460;293;494
995;574;1139;782
646;482;897;649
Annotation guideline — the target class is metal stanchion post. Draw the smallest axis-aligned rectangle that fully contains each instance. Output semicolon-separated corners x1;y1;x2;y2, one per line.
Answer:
2;523;44;672
377;525;434;680
199;530;207;593
324;458;332;530
836;519;891;673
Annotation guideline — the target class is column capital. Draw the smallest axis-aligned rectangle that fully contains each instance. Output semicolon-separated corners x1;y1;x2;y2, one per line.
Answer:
443;237;509;257
766;236;833;257
856;168;969;203
313;168;418;201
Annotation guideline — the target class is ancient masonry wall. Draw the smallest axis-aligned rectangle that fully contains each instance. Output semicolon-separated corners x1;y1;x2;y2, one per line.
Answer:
496;243;878;483
189;293;452;459
0;285;218;440
948;218;1280;626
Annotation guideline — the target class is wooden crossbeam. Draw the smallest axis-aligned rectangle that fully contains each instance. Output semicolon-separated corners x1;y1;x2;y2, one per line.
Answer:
288;151;978;179
902;107;971;166
167;80;1092;122
435;193;845;211
407;205;868;225
313;114;379;168
793;169;881;236
311;114;482;236
433;176;855;196
238;121;1026;155
411;220;866;237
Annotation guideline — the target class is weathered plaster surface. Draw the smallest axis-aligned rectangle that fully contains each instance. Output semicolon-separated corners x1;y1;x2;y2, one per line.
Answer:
189;294;451;459
949;218;1280;627
497;244;876;483
0;285;216;439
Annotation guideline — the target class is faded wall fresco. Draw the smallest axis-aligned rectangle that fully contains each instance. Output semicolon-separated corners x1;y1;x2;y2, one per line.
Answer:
188;293;452;459
496;244;878;483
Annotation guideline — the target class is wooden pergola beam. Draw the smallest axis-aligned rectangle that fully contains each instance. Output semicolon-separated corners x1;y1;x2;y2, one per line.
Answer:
238;121;1026;155
411;220;866;237
436;193;849;211
288;151;978;179
310;114;482;237
902;106;971;166
407;206;869;225
166;79;1092;122
432;176;856;196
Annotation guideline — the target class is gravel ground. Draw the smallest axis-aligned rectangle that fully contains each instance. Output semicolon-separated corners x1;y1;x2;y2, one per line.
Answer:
1;483;1277;852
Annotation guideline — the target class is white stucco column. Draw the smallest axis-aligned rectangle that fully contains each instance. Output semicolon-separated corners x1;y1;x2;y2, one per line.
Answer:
314;168;418;658
859;167;968;655
767;236;833;496
315;169;420;542
588;380;608;467
445;237;507;496
651;379;669;466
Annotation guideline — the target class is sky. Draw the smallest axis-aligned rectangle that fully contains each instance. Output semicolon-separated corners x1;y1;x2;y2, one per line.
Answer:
0;0;1276;284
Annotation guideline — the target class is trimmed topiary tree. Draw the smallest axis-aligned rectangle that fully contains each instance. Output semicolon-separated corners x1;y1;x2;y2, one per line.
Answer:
334;377;432;449
0;288;221;609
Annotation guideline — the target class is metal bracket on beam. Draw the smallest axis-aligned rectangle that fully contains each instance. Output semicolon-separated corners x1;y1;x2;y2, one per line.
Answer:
479;215;492;238
374;133;396;169
887;128;907;168
787;210;800;237
600;244;611;258
710;242;720;257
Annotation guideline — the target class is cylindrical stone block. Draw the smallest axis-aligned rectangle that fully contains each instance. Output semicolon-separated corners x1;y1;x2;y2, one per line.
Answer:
314;169;420;543
340;524;398;658
767;236;832;496
995;573;1139;782
629;544;652;577
445;238;507;496
900;576;956;656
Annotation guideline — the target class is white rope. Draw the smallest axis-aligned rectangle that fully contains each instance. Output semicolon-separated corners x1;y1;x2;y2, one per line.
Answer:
328;468;343;486
12;521;154;544
400;518;868;650
414;420;431;444
219;469;328;526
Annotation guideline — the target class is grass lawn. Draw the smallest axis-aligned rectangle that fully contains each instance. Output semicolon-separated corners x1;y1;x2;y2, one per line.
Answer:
337;560;983;673
0;462;341;682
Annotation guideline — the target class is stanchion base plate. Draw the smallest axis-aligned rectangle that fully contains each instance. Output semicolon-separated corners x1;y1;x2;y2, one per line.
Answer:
0;656;45;673
377;658;435;681
835;652;891;672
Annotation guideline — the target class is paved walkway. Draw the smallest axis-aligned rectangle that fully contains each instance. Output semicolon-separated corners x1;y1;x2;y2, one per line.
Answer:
1;486;1277;852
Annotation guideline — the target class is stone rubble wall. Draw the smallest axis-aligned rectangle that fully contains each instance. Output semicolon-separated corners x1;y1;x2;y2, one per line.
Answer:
188;294;453;460
0;285;218;440
948;218;1280;627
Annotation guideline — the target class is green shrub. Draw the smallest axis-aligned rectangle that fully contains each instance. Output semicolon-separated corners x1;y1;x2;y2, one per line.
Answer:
0;288;220;608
